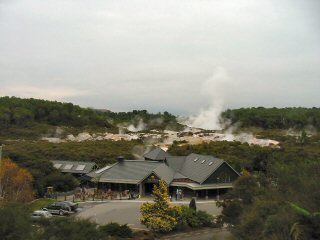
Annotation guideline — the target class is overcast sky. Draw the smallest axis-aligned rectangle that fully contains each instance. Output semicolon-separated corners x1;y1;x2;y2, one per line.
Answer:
0;0;319;115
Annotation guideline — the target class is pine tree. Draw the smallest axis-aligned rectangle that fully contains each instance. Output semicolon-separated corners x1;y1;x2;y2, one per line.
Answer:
140;180;181;232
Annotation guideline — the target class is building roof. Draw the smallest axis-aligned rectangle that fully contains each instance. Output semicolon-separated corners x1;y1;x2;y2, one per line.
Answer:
87;150;240;187
143;148;170;161
51;160;96;174
153;163;175;184
166;156;186;172
88;160;175;184
179;153;225;184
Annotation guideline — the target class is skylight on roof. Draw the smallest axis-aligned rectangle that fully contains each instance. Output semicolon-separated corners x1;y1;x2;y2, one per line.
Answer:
75;165;86;171
63;164;73;170
209;162;213;166
53;163;62;169
194;158;198;162
201;160;206;164
95;166;111;174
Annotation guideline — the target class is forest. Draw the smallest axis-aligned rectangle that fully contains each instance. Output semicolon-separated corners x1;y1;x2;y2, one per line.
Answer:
222;107;320;129
0;96;182;139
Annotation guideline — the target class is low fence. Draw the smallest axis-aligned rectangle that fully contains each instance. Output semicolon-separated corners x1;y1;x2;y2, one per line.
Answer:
51;188;139;202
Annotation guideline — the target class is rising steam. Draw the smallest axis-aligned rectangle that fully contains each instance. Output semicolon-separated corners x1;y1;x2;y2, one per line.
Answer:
187;67;232;130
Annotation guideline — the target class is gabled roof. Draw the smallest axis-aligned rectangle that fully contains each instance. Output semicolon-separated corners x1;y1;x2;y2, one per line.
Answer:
51;160;96;174
86;150;240;186
91;160;163;184
173;172;188;179
143;148;170;161
179;153;224;184
166;156;186;172
152;163;175;184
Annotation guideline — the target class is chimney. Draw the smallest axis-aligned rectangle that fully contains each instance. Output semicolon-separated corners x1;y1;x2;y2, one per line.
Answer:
117;156;124;163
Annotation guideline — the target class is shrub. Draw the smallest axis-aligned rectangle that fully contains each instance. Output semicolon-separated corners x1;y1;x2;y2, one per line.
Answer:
180;206;201;228
0;204;32;240
196;210;214;227
37;217;101;240
178;206;214;229
99;222;133;238
189;198;197;211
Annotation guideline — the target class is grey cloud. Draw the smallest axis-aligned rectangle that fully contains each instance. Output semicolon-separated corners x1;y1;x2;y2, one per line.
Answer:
0;0;319;115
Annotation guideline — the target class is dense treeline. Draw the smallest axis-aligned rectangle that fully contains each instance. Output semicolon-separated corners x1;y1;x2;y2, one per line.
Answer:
168;136;320;239
0;97;183;138
222;107;320;129
105;109;181;130
0;96;111;128
3;140;138;166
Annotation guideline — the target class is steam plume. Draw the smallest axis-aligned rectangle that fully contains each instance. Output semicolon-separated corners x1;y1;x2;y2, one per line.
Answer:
187;67;231;130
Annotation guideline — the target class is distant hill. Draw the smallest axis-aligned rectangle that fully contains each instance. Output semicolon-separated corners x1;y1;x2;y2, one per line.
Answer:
0;96;183;139
222;107;320;130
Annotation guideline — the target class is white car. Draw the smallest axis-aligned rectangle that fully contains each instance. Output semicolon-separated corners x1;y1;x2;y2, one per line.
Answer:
31;210;53;220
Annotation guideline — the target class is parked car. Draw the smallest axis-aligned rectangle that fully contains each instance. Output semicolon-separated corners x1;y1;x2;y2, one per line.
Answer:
62;201;78;211
43;202;71;216
31;210;52;220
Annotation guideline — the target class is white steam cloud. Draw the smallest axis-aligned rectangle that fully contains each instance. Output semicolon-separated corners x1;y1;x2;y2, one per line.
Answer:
127;119;147;132
187;67;232;130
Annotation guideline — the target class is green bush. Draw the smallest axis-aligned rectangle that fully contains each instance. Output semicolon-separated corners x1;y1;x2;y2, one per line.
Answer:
196;210;214;227
38;217;101;240
99;222;133;238
0;204;32;240
178;206;214;229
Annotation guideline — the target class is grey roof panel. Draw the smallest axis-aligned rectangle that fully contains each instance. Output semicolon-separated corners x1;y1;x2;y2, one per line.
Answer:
173;172;188;179
143;148;170;161
165;156;186;172
180;153;224;183
153;164;175;184
97;160;162;183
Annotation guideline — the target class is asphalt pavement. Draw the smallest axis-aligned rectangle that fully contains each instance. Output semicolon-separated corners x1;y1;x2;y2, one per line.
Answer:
77;200;222;230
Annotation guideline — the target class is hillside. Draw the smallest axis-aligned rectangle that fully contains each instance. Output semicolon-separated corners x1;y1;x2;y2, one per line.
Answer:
0;96;183;139
222;107;320;130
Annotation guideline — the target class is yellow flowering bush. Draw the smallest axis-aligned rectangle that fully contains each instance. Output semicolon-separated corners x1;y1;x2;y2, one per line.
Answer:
140;180;182;232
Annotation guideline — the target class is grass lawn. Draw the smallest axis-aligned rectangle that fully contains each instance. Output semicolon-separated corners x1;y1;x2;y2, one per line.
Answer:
28;198;56;212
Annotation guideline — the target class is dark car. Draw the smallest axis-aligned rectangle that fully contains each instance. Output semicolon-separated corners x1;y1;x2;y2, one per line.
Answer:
62;201;78;211
43;202;71;216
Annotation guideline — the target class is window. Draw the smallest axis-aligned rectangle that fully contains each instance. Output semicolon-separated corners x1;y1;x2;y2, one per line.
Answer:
63;164;73;170
75;165;86;171
194;158;198;162
201;160;206;164
209;162;213;166
53;163;62;169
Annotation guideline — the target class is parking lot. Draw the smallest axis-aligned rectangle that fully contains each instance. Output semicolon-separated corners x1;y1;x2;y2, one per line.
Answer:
76;200;221;229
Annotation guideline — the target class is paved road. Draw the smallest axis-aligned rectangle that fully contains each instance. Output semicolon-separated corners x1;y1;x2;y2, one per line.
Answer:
77;200;222;230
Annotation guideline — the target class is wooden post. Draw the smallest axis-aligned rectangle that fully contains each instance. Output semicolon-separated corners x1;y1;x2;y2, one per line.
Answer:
72;196;75;202
64;194;67;201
